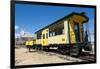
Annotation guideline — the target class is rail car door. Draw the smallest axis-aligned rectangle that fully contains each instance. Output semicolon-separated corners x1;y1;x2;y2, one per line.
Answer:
74;23;80;42
41;29;49;46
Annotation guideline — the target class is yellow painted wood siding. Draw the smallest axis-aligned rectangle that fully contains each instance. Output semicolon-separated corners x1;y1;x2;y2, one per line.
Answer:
25;41;29;46
69;20;76;43
25;41;33;46
41;29;49;46
64;20;69;43
48;35;66;44
36;39;41;44
48;20;67;45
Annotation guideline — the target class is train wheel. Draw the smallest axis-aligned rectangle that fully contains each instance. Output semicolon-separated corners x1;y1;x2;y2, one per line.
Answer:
35;45;40;51
58;46;66;55
32;45;35;49
70;45;82;57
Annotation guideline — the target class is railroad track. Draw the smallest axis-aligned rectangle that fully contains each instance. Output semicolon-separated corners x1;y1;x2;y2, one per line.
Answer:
79;52;95;62
37;49;95;62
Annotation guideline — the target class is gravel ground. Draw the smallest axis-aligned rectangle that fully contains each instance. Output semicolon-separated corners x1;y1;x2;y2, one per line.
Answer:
15;47;84;66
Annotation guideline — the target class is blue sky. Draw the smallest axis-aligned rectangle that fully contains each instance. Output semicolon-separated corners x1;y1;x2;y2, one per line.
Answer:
15;4;95;41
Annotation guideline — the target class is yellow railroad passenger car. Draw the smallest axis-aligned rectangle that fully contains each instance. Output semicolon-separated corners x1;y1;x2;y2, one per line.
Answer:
25;39;36;49
34;12;91;56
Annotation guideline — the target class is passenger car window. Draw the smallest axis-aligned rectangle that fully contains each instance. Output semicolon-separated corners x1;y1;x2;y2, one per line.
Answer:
46;33;48;38
43;34;45;39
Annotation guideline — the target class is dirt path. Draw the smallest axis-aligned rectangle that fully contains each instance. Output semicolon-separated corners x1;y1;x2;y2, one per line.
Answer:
15;47;83;66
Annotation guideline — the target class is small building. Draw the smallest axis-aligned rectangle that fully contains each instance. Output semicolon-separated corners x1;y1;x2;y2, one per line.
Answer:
15;30;34;45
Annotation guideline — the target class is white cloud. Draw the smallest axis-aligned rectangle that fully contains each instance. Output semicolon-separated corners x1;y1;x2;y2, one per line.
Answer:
15;25;19;30
15;33;20;38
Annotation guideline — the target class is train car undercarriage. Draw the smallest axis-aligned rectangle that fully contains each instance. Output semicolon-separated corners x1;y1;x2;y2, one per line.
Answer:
32;42;92;57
